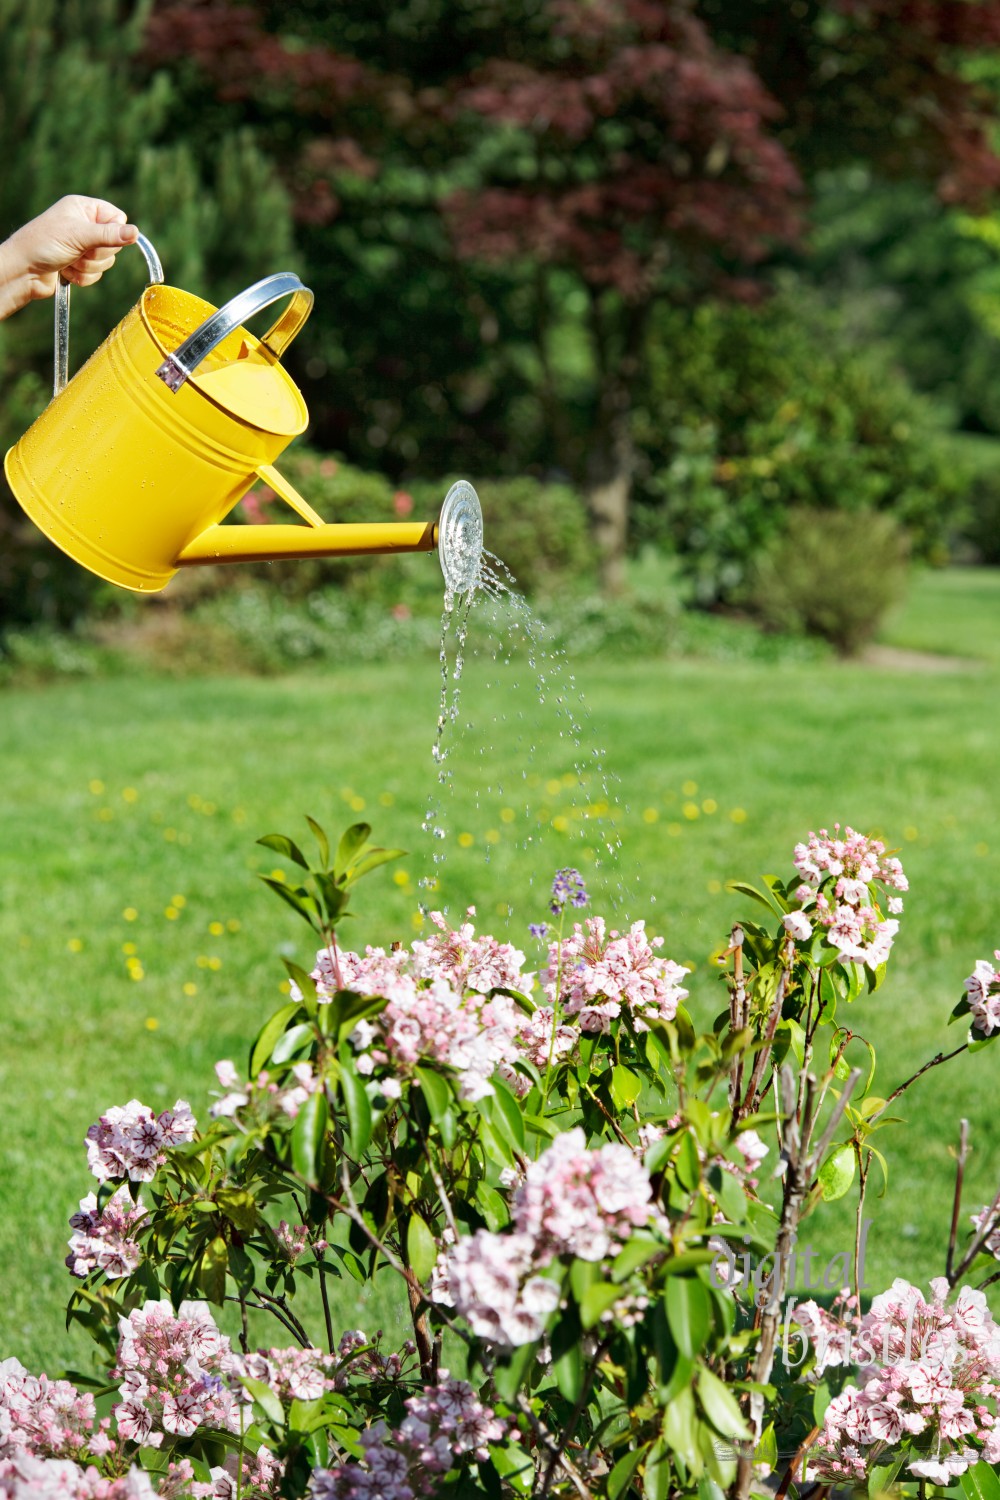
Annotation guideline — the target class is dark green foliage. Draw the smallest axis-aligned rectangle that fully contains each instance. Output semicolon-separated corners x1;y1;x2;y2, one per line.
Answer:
635;289;962;603
744;507;910;656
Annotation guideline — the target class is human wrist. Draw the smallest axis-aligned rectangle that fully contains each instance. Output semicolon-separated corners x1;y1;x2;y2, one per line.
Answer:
0;228;37;320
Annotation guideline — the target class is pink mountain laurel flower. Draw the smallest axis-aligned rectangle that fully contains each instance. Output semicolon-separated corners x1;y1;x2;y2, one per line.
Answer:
970;1203;1000;1259
307;1374;505;1500
965;951;1000;1036
438;1129;656;1346
801;1277;1000;1485
66;1186;147;1280
791;825;907;969
113;1301;243;1449
85;1100;196;1184
782;911;812;943
540;916;689;1033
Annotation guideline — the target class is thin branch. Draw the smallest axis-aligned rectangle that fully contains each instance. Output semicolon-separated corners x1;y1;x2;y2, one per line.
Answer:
951;1176;1000;1286
513;1393;593;1500
853;1147;871;1310
537;1337;612;1500
867;1044;968;1125
225;1295;309;1347
736;966;789;1125
946;1120;970;1283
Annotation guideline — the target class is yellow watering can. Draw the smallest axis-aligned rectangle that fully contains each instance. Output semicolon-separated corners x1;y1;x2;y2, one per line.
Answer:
3;234;483;595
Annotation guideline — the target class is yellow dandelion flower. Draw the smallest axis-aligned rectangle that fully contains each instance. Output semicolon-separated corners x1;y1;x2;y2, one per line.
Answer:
88;779;105;795
98;807;114;822
269;868;286;882
164;906;179;921
182;983;198;997
707;879;723;894
207;957;222;971
682;802;700;820
187;794;203;810
552;815;569;833
546;778;562;797
201;801;216;816
350;796;366;812
458;832;474;848
164;828;178;842
642;808;659;824
232;807;247;825
197;955;210;969
667;823;682;837
411;912;425;929
123;907;139;922
209;921;225;936
227;919;241;933
500;808;516;824
904;826;919;842
379;791;395;807
122;787;138;804
702;799;718;815
280;979;292;994
393;870;410;887
682;779;698;796
144;1017;159;1031
67;938;83;954
561;772;576;787
122;942;137;956
172;895;187;908
729;808;747;824
485;829;500;844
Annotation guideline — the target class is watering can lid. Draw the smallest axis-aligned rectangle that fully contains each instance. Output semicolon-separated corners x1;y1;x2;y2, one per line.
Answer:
141;283;309;437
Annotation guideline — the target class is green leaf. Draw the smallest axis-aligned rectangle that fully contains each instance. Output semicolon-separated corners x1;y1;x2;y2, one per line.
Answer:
608;1447;646;1500
611;1236;663;1281
869;1455;905;1498
339;1057;372;1156
725;881;785;918
259;877;319;928
406;1212;438;1284
961;1463;1000;1500
489;1441;535;1495
291;1090;329;1185
492;1339;541;1402
610;1065;642;1110
660;1390;699;1473
271;1023;315;1065
580;1281;622;1329
665;1276;711;1359
817;1142;856;1202
346;847;406;882
674;1131;702;1192
257;833;309;869
474;1181;510;1231
250;1002;301;1077
415;1065;453;1124
491;1078;526;1152
335;823;371;879
241;1376;285;1428
305;816;330;868
198;1236;228;1306
215;1188;257;1233
696;1366;750;1440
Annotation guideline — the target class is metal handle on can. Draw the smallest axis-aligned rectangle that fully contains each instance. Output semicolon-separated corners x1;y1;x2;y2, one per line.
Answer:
154;272;314;394
54;231;164;398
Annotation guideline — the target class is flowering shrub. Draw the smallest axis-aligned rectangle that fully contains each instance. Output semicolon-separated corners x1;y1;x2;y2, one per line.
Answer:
4;817;999;1500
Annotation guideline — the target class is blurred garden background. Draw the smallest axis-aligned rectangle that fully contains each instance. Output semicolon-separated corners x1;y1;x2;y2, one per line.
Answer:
2;0;1000;1371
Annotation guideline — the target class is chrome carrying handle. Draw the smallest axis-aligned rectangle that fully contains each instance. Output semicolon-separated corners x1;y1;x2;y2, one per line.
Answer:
154;272;314;393
54;231;164;398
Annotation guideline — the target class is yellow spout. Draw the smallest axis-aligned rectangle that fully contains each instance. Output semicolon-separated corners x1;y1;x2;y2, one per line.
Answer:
177;519;438;567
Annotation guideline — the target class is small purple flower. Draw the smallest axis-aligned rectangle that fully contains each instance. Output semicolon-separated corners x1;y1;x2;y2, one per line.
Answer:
550;868;588;917
529;923;549;939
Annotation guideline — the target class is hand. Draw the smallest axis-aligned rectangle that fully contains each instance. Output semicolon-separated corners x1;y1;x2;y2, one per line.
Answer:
0;195;139;321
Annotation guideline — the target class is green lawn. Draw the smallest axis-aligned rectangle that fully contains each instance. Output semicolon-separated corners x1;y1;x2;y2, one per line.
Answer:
1;569;999;1372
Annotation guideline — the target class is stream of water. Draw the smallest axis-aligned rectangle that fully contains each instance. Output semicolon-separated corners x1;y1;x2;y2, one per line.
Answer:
418;549;633;924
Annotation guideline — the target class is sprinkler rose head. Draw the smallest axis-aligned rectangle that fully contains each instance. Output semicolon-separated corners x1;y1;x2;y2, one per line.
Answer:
438;480;484;596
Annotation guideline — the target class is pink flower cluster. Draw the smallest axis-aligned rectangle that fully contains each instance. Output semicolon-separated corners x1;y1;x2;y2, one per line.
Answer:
802;1278;1000;1485
439;1129;654;1346
114;1301;242;1449
66;1187;147;1281
209;1059;321;1122
0;1457;154;1499
965;951;1000;1036
0;1358;106;1467
86;1101;196;1184
790;826;907;967
541;917;689;1034
243;1346;336;1404
308;1374;504;1500
306;922;529;1103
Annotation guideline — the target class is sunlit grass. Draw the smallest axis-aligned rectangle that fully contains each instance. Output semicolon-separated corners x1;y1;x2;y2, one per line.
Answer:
0;569;998;1370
